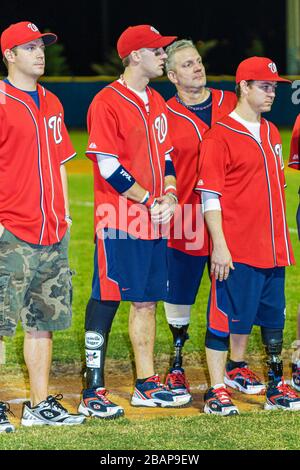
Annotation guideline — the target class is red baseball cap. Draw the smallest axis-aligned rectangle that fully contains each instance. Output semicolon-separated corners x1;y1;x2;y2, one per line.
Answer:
1;21;57;54
236;56;291;84
117;25;177;59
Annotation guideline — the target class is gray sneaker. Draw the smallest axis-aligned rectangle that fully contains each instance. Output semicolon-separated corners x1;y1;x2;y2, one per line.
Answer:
0;402;15;433
21;394;85;427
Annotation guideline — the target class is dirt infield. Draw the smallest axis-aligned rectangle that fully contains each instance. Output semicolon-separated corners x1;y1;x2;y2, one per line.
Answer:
1;354;291;428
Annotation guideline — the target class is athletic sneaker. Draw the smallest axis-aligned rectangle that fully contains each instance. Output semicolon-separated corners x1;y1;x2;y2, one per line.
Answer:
224;363;266;395
21;394;86;426
265;379;300;411
291;363;300;392
165;367;191;396
131;374;192;407
0;402;15;433
78;387;124;419
204;385;239;416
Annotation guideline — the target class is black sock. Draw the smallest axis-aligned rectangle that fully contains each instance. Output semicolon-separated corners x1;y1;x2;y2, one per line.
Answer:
136;375;154;384
227;360;247;371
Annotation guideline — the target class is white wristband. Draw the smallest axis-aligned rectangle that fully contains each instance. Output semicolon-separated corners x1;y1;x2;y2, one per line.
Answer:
203;198;221;212
140;191;150;204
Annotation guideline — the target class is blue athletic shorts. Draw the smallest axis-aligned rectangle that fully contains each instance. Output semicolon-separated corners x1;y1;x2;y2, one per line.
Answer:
207;263;286;336
165;247;208;305
92;228;168;302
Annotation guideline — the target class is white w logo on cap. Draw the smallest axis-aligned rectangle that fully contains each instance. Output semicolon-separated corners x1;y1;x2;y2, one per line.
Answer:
27;23;39;32
268;62;277;74
150;26;160;35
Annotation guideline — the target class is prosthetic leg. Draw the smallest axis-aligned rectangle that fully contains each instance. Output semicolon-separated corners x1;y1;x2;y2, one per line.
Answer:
261;328;283;385
165;323;191;394
261;327;300;410
169;324;190;369
78;298;124;419
163;303;192;395
84;298;119;389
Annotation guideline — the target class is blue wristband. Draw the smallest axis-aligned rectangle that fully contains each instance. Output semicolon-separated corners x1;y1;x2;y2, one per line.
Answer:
165;160;176;177
106;165;136;193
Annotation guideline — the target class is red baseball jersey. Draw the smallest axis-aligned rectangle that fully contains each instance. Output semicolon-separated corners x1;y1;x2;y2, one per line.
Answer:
195;115;295;268
167;89;237;256
0;81;75;245
86;80;173;240
289;114;300;170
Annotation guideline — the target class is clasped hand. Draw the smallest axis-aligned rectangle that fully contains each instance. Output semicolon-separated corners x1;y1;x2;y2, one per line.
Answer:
150;194;177;224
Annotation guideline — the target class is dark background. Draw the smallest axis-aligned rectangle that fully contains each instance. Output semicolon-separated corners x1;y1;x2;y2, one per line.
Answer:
0;0;286;75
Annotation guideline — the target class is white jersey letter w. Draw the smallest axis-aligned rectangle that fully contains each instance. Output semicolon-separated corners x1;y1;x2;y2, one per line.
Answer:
48;115;63;144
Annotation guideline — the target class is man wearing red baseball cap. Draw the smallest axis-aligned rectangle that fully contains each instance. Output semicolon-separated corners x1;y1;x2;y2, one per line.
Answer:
78;25;192;419
288;113;300;395
0;21;85;432
235;56;291;84
194;57;300;415
1;21;57;54
116;25;177;59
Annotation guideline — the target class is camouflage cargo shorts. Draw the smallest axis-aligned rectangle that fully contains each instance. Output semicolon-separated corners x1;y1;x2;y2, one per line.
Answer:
0;228;72;336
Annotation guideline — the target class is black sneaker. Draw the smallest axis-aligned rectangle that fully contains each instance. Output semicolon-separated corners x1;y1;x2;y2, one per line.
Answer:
21;394;86;426
224;363;265;395
78;387;124;419
265;379;300;411
204;385;239;416
0;402;15;433
165;367;192;397
131;374;191;407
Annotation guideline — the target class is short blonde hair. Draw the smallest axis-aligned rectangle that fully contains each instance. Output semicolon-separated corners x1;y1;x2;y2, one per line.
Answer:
165;39;198;73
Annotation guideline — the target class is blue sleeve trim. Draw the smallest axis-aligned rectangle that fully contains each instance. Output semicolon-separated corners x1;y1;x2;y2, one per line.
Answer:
165;160;176;177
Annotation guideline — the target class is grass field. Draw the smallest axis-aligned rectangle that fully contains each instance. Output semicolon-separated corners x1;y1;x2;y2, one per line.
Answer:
0;128;299;450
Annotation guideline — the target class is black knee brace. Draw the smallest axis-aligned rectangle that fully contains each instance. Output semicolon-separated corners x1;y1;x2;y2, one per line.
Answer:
85;298;119;331
169;324;189;369
205;328;229;352
261;327;283;383
85;298;119;389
